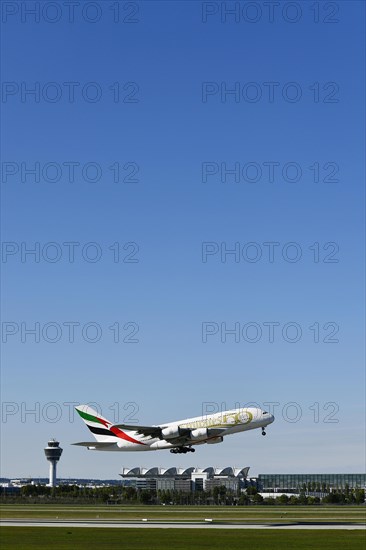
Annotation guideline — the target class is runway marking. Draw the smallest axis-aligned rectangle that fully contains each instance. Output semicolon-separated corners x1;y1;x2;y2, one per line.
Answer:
1;520;365;530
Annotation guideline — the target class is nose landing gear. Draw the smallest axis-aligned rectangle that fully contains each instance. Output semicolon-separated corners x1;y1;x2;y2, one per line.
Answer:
262;429;266;436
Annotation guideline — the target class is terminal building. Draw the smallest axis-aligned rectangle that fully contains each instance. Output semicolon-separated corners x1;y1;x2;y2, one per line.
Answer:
120;466;250;492
256;473;366;493
120;467;366;494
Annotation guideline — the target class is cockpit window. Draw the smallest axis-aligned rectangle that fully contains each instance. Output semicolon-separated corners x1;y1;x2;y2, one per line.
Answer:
263;411;268;414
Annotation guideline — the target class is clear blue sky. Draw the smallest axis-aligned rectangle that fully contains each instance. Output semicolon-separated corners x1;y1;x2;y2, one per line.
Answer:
1;1;365;479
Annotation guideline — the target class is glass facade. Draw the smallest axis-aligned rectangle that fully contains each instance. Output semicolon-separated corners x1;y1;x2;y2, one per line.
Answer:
206;478;239;492
257;474;366;492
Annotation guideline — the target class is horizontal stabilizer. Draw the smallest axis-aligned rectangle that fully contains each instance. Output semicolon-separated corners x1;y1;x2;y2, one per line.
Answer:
72;441;117;449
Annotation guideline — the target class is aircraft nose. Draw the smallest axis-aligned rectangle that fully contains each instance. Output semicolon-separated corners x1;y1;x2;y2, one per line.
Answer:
260;409;275;424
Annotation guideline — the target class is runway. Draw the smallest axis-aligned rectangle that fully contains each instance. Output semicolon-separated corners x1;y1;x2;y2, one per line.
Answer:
1;519;365;530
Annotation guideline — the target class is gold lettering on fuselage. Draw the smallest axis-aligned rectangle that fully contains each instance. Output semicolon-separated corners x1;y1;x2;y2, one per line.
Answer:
180;410;252;430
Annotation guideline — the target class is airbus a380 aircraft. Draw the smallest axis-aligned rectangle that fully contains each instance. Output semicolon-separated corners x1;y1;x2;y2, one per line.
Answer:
73;405;274;454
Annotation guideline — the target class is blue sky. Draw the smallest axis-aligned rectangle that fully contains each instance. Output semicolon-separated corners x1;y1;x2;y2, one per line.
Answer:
1;1;365;479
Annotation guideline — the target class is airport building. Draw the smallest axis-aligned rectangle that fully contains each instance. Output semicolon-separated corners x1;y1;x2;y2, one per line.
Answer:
120;466;250;492
256;473;366;493
120;468;366;495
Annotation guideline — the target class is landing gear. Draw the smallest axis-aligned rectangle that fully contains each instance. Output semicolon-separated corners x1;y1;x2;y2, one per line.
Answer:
262;429;266;436
170;447;195;454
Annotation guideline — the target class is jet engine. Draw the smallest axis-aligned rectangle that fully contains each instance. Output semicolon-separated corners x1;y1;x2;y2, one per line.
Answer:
161;425;184;439
190;428;208;440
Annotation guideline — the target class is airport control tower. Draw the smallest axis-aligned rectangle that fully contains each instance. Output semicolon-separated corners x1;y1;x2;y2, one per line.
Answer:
44;439;63;487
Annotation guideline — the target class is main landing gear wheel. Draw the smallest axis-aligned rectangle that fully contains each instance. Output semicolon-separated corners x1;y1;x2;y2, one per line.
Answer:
262;430;266;436
170;447;196;454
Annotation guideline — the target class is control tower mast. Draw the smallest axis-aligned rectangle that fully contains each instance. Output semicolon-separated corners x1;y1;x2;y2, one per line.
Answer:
44;439;63;487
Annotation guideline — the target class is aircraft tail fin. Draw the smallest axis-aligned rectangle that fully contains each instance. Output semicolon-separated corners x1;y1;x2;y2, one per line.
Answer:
75;405;117;442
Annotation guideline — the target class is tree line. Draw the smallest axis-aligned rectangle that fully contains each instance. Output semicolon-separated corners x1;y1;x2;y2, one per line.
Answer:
0;483;364;505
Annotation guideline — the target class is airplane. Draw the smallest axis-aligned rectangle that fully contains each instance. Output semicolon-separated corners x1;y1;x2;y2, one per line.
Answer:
73;404;275;454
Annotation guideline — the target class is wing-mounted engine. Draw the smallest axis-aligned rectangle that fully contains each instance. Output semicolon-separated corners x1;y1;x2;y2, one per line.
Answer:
190;428;208;440
161;425;224;444
189;428;225;442
161;425;190;440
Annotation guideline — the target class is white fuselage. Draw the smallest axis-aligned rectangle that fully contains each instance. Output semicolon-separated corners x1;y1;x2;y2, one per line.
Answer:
93;407;274;451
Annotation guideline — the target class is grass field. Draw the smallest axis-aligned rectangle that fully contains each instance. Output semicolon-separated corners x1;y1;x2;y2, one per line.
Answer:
1;506;365;549
1;504;365;523
0;527;365;550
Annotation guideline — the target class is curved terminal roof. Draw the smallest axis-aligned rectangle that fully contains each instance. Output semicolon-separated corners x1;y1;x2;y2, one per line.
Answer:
120;466;249;478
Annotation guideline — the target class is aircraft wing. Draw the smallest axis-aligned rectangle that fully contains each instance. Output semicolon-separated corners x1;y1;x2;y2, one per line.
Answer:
111;425;227;443
160;427;226;445
112;424;162;438
72;441;118;449
206;428;226;437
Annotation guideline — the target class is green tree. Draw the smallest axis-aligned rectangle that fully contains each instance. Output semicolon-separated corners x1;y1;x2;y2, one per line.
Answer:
252;493;264;504
139;489;152;504
277;494;289;505
323;492;340;504
298;492;308;505
238;493;250;505
219;486;227;505
354;489;365;504
124;486;137;502
159;489;171;505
